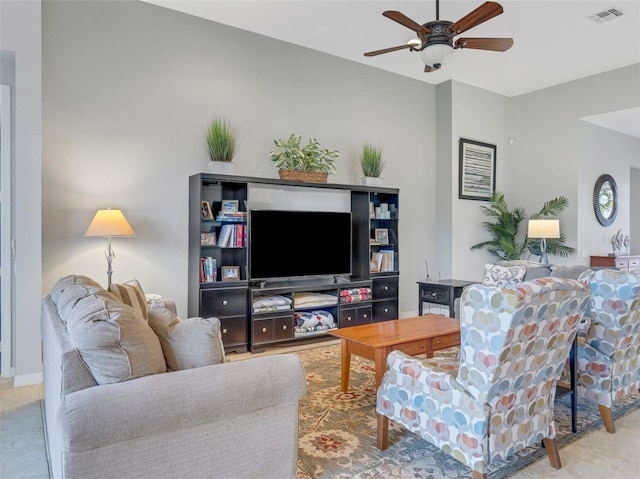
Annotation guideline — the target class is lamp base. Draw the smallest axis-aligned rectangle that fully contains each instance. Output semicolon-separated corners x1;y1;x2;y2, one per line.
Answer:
538;238;549;264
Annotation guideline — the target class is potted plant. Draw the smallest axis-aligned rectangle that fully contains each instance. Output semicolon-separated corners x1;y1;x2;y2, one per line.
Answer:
360;143;385;186
206;117;238;175
268;134;339;183
470;191;576;261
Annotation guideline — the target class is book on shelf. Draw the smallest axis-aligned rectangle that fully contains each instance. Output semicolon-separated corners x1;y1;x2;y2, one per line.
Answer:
218;224;232;247
236;223;244;247
200;256;217;283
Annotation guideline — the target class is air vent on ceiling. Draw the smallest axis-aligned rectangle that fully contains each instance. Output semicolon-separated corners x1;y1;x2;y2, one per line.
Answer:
586;6;624;24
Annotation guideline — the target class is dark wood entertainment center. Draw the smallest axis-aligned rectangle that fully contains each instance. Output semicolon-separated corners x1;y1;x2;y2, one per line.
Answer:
188;173;400;353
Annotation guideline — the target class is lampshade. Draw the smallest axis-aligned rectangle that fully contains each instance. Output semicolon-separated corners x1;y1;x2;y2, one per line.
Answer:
85;209;136;237
527;219;560;239
420;43;454;67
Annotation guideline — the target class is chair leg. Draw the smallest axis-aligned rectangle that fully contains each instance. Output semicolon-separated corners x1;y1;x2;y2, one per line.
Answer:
471;471;487;479
543;438;562;470
599;405;616;433
377;414;389;450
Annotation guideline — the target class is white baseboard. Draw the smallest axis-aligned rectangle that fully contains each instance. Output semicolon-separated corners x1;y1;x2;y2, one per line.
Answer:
13;371;43;387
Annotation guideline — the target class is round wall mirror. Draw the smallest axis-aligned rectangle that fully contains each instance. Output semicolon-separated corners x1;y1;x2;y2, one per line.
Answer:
593;174;618;226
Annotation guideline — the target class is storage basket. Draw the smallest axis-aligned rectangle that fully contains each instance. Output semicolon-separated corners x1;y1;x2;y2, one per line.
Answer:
278;169;328;183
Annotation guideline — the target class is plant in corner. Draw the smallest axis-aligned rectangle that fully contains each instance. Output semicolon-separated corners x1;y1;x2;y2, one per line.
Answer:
470;191;576;261
360;143;385;186
268;134;339;183
206;117;238;175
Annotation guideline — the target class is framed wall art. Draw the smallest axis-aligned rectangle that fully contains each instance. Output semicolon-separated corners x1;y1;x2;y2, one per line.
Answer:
458;138;496;201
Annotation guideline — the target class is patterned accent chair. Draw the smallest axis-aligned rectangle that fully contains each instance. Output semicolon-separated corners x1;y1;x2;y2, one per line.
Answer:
376;278;590;479
575;268;640;433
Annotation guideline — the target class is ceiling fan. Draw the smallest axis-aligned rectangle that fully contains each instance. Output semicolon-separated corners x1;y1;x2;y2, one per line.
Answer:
364;0;514;72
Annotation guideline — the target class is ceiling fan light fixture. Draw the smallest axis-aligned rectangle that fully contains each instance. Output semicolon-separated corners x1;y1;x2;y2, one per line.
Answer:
420;43;454;67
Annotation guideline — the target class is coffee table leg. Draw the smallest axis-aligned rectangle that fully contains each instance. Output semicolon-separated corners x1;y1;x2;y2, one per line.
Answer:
340;339;351;392
377;414;389;450
374;346;389;389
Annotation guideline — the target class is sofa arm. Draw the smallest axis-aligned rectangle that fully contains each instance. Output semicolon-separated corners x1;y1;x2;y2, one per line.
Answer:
60;354;306;452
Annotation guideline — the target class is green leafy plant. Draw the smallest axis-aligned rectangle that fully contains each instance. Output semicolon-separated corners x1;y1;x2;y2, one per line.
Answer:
268;134;339;173
206;117;238;163
470;191;576;260
360;143;385;177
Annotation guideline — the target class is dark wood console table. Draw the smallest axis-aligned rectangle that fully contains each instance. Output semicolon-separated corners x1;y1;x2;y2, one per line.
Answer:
418;279;476;318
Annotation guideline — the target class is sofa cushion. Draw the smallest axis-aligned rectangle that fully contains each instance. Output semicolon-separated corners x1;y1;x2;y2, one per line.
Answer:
482;264;526;287
549;264;590;280
66;294;166;384
148;308;225;371
110;279;148;321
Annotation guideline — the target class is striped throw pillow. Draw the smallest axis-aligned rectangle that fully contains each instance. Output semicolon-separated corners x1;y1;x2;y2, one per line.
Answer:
110;280;148;321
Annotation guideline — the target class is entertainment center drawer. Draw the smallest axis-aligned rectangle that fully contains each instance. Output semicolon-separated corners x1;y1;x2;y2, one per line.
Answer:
372;300;398;322
431;332;461;351
200;288;247;318
339;305;372;327
252;316;294;344
219;316;248;347
372;276;399;300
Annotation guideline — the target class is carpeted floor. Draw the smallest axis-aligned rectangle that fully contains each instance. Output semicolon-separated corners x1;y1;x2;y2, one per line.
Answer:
294;343;640;479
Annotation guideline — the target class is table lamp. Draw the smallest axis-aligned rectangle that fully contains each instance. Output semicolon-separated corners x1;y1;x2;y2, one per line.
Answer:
527;219;560;264
85;209;135;288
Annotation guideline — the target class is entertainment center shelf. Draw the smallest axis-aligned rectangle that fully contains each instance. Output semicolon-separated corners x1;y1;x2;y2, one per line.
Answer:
188;173;400;353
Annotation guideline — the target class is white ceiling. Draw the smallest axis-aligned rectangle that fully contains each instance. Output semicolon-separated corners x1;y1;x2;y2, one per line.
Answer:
143;0;640;136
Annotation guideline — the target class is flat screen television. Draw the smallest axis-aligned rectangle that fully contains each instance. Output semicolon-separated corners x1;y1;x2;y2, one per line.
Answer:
249;209;352;281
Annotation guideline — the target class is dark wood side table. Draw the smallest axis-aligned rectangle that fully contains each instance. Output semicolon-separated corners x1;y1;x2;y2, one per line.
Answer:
418;279;477;318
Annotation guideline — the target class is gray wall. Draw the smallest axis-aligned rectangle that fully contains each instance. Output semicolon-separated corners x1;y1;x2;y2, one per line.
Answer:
0;0;42;384
2;0;637;383
577;123;640;257
42;0;435;319
507;65;640;268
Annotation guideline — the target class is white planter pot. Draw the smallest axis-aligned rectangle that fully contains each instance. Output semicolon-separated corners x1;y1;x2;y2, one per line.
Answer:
361;176;383;186
207;161;236;175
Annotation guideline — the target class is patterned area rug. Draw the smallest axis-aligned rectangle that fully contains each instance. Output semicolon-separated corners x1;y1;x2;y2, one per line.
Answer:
295;343;640;479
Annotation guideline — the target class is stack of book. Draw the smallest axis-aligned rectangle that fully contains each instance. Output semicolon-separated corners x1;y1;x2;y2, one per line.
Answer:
216;211;247;222
218;223;246;247
200;257;217;283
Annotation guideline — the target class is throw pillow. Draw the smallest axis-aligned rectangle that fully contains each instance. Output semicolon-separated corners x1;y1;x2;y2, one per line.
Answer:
66;294;166;384
147;308;225;371
482;264;526;288
109;279;148;321
498;260;551;281
50;275;104;305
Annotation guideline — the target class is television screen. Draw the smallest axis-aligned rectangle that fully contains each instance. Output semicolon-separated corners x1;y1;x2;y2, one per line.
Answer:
249;210;352;281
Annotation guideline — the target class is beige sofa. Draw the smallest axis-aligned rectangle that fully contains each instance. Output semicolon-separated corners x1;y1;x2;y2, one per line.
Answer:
42;275;306;479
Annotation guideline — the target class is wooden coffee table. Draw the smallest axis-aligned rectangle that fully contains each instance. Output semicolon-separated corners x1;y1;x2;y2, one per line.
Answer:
328;315;460;392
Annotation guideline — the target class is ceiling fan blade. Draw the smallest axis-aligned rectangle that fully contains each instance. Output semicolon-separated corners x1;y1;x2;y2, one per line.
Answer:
454;37;513;51
424;64;441;73
383;11;430;35
364;44;414;57
448;1;504;35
